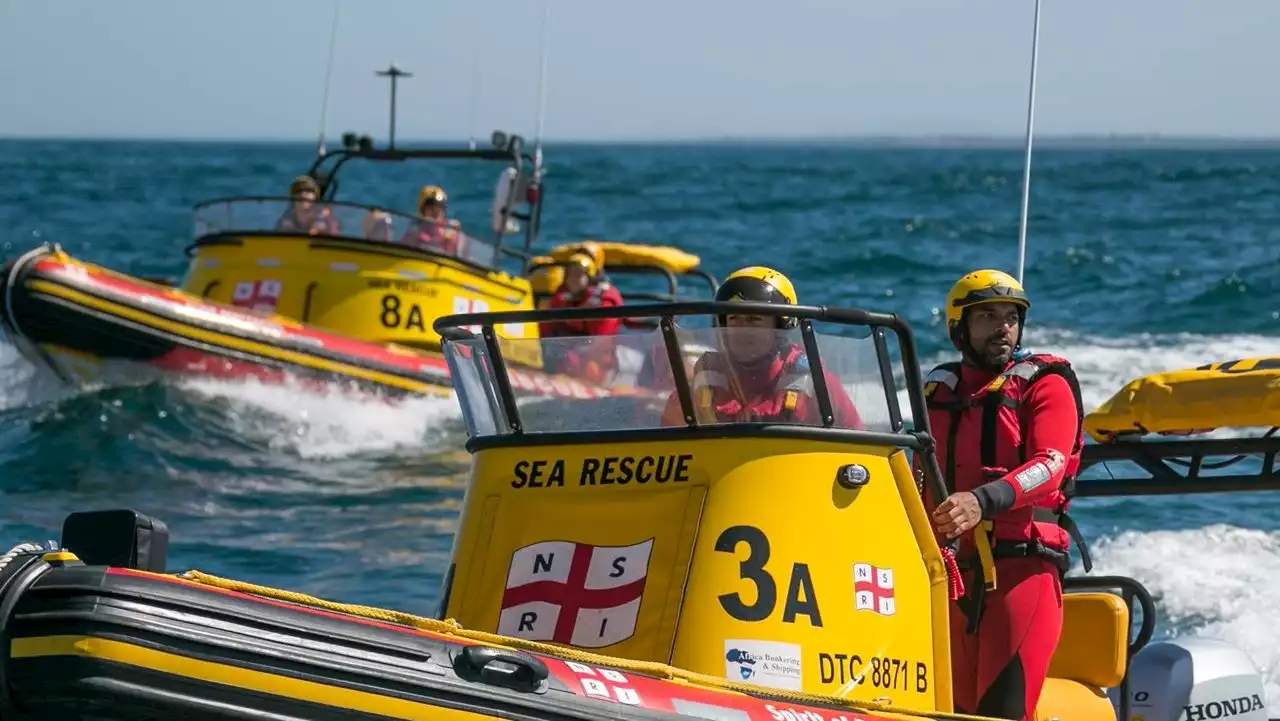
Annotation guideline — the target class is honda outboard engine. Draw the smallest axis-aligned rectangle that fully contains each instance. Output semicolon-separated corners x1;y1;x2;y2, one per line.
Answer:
1119;637;1268;721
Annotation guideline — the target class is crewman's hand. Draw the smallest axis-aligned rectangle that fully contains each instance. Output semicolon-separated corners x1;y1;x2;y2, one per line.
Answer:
932;491;983;541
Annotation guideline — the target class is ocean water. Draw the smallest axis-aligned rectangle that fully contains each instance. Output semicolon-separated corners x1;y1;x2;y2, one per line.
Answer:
2;138;1279;710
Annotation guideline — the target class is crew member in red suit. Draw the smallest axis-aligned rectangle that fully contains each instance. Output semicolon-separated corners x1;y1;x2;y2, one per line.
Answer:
660;266;862;428
923;269;1092;721
538;250;625;384
402;185;465;256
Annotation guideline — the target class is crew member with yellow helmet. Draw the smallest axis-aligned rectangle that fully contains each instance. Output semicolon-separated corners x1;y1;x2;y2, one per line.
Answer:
921;269;1090;721
402;184;464;256
538;247;625;383
276;175;339;235
660;266;861;427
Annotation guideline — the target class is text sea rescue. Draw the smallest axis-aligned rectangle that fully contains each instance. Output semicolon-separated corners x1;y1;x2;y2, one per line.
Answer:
511;454;694;488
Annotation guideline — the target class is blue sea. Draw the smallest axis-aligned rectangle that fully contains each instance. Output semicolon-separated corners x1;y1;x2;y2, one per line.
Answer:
2;138;1279;709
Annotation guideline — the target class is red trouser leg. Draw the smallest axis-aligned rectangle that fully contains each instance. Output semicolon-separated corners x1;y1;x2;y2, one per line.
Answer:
949;557;1064;720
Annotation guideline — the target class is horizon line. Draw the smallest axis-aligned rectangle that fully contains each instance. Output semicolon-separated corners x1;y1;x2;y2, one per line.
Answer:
6;131;1280;149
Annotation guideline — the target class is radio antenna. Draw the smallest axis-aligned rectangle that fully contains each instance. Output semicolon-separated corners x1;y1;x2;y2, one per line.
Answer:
315;0;342;159
466;6;482;151
1015;0;1043;285
532;0;552;168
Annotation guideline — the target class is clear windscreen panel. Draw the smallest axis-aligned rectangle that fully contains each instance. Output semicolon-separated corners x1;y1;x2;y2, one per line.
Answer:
442;319;899;438
191;198;499;267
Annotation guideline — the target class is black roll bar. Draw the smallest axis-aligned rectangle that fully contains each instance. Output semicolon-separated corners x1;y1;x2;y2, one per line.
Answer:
434;300;949;507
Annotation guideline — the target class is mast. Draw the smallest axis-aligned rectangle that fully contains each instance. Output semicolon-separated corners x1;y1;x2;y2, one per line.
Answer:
376;64;413;150
1015;0;1043;285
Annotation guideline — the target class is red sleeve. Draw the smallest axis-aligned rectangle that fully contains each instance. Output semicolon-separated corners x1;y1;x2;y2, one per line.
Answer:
538;290;569;338
823;370;864;430
560;353;584;376
978;373;1079;513
584;285;623;336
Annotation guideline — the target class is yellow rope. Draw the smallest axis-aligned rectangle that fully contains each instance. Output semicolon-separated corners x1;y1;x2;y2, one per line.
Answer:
180;569;1002;721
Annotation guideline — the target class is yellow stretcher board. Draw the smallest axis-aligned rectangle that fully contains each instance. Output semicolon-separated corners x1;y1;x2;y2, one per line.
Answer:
1084;356;1280;441
529;242;703;297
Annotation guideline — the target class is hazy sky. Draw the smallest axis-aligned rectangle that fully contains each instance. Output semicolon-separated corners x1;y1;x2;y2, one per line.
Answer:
2;0;1278;141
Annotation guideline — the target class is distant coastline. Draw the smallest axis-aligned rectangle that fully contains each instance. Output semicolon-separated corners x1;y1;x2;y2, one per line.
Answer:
4;133;1280;150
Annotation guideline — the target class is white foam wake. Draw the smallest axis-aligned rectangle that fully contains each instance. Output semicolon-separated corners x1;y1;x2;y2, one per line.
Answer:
174;375;465;460
1090;526;1280;713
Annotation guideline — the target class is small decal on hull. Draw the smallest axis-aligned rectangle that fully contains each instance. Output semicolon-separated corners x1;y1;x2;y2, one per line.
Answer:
853;562;895;616
231;280;282;313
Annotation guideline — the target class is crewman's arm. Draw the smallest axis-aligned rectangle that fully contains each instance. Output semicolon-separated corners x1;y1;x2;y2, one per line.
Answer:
970;373;1079;518
538;290;569;339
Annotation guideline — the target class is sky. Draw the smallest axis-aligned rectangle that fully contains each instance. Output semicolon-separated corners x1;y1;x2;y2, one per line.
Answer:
2;0;1279;142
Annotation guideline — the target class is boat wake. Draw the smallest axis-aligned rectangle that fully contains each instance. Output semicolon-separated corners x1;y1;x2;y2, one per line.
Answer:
1091;526;1280;712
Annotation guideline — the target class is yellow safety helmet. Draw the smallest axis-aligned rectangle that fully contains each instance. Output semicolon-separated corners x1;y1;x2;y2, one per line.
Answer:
419;184;447;211
576;241;605;272
714;266;798;329
289;175;319;195
567;251;599;278
944;269;1030;349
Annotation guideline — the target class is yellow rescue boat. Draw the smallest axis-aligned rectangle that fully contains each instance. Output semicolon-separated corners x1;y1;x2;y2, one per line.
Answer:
1;301;1275;721
0;130;708;402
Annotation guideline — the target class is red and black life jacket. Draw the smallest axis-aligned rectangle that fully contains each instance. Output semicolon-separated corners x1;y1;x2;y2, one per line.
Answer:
691;345;813;423
543;282;620;337
924;353;1093;576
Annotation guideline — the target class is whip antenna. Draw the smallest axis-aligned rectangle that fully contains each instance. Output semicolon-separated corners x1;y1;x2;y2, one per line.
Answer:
466;4;482;151
532;0;552;168
1015;0;1043;284
315;0;342;159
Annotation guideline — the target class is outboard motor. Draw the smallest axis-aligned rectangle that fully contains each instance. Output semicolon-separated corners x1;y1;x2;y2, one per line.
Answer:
1119;637;1268;721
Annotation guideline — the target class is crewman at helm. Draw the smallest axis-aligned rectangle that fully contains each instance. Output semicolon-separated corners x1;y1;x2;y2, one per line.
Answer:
659;266;861;427
275;175;339;235
921;269;1091;721
402;184;465;256
537;250;625;384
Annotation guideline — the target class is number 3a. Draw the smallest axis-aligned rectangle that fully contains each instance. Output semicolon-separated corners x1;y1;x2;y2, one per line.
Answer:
715;525;823;627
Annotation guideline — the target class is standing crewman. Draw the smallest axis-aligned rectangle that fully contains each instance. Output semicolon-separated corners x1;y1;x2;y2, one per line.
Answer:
922;269;1092;721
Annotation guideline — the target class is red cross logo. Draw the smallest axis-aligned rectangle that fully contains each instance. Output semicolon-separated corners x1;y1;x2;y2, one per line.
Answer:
498;539;652;648
853;562;896;616
231;280;282;312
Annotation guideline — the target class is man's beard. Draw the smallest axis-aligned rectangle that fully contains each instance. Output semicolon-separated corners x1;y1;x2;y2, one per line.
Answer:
965;330;1015;372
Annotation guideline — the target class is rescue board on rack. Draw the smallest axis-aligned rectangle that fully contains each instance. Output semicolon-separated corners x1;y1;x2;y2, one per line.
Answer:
1083;356;1280;441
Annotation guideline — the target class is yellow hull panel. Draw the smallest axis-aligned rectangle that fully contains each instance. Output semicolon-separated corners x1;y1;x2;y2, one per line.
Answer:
182;234;544;368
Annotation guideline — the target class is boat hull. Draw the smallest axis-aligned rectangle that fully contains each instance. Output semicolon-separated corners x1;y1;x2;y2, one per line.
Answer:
0;556;909;721
0;246;635;403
